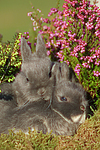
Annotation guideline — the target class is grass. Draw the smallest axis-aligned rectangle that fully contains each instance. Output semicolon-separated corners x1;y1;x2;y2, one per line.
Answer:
57;109;100;150
0;109;100;150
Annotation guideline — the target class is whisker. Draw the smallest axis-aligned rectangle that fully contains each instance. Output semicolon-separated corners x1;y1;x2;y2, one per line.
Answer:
45;97;52;110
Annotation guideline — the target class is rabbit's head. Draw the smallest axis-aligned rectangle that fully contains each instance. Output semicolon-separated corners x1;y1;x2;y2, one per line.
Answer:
13;34;54;106
51;63;88;125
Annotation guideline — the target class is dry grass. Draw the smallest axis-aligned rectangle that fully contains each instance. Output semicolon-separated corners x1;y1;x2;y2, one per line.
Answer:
56;109;100;150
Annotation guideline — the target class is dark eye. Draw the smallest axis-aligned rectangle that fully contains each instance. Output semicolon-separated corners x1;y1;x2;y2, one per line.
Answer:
26;77;29;82
60;96;67;101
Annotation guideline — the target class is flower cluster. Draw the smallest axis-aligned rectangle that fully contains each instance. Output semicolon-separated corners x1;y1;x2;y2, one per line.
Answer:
93;70;100;77
74;64;81;75
38;1;99;74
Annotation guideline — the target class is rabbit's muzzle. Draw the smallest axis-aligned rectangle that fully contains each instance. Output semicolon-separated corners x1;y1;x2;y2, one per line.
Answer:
37;87;46;96
70;101;87;124
71;111;86;124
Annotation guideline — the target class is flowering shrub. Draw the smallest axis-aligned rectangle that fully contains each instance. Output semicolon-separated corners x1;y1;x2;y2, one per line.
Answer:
0;32;31;83
28;0;100;107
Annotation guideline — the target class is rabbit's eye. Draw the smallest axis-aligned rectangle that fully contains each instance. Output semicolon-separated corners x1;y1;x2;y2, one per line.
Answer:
60;96;67;101
26;77;29;82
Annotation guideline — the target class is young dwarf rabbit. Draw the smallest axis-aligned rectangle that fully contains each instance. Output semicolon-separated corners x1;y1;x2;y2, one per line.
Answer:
0;63;88;136
0;33;79;110
0;34;54;108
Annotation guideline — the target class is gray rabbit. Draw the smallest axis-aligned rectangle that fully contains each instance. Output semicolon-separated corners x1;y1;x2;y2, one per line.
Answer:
0;34;88;135
0;34;78;108
0;34;54;108
0;62;88;135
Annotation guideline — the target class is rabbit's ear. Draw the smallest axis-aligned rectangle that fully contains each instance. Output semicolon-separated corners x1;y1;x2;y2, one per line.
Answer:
51;62;70;83
60;62;70;80
21;37;32;62
36;34;47;58
51;63;61;83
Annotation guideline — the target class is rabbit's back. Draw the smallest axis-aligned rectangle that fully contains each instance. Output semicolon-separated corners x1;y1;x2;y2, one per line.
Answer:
0;99;78;135
0;80;87;136
0;100;49;134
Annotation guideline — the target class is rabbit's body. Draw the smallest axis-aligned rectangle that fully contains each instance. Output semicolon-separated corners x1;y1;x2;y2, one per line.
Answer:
0;81;87;135
0;100;74;135
0;63;88;135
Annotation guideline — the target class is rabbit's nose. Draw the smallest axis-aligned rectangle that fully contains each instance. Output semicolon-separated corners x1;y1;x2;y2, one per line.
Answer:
80;104;85;111
37;88;46;96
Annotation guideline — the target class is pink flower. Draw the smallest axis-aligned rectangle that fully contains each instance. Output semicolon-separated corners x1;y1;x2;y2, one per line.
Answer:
56;51;64;61
93;71;100;77
88;14;96;23
47;51;50;56
74;64;81;76
95;30;100;38
46;41;51;48
82;62;91;68
43;26;48;30
80;56;85;60
63;10;69;17
27;12;32;16
48;8;58;16
64;60;69;65
94;60;100;66
86;22;94;30
37;9;41;13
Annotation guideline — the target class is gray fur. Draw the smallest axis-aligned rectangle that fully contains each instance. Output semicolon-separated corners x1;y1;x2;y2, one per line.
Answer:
0;63;88;135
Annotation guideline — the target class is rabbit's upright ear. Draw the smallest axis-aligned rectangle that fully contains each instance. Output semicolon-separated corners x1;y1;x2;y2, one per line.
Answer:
21;37;32;62
51;63;61;83
60;62;70;80
51;62;70;83
36;34;47;58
